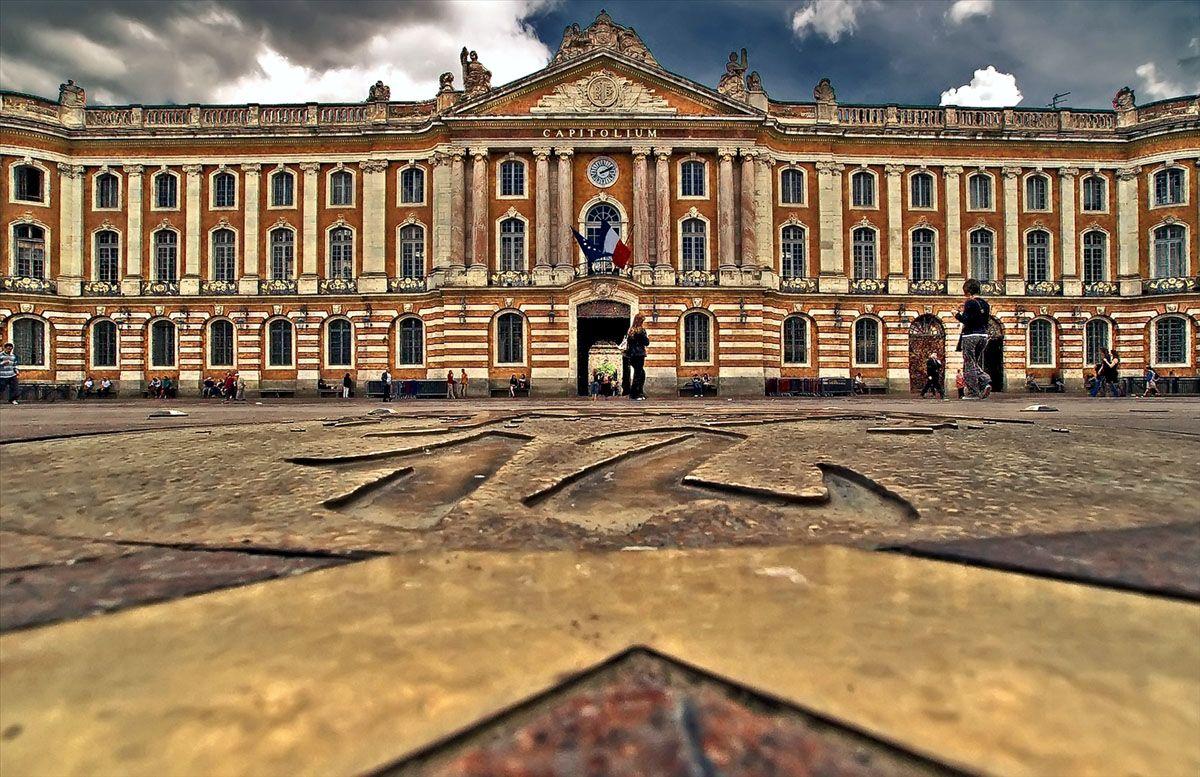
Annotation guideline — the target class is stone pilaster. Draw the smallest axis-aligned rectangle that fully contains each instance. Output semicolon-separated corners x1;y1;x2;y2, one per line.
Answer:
467;147;490;285
738;149;757;272
1116;166;1141;296
944;166;963;285
449;147;466;277
430;151;452;285
122;165;144;295
654;148;671;277
755;153;774;274
55;163;85;296
632;147;651;278
717;146;737;272
533;147;552;269
1059;167;1080;296
181;164;203;295
554;150;574;277
816;161;847;292
239;164;260;294
298;162;321;293
885;163;906;294
1001;166;1022;295
358;159;388;293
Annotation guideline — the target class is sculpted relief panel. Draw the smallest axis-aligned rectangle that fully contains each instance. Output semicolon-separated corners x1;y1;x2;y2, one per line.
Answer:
531;70;676;115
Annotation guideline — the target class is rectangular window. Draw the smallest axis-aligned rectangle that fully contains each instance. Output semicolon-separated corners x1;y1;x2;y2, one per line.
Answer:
780;169;803;204
1082;177;1105;212
1029;322;1053;366
969;175;992;209
681;162;706;197
1154;169;1183;206
852;173;875;207
910;174;933;209
500;161;525;197
272;172;294;207
155;174;177;209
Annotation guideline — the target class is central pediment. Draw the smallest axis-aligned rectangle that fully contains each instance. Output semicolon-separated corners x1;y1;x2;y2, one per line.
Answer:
530;68;675;115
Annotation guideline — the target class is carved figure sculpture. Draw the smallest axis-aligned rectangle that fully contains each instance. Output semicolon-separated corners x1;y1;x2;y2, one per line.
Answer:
1113;86;1135;111
367;80;390;102
814;77;836;103
550;11;661;68
747;71;763;92
717;49;748;100
438;72;455;93
460;47;492;98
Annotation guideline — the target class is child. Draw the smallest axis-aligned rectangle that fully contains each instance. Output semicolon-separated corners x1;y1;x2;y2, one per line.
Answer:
954;369;966;399
1142;367;1158;398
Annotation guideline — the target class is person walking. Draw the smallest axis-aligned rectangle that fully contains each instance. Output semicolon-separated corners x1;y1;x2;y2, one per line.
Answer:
380;369;392;402
954;279;992;399
1104;348;1122;397
1142;366;1159;398
446;369;456;399
954;369;966;400
920;352;945;399
1088;350;1108;397
459;369;469;399
341;372;353;399
0;342;19;405
625;313;649;401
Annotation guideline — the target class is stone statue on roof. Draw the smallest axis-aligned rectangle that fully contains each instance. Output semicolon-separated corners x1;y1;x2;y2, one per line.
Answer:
439;72;455;93
460;47;492;98
747;71;763;93
550;10;661;68
1113;86;1135;111
814;77;836;103
717;49;748;101
367;80;390;102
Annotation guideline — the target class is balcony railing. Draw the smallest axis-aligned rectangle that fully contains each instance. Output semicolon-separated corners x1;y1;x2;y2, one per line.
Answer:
141;279;179;295
491;270;531;287
1143;276;1200;295
318;277;357;294
848;277;885;294
779;276;818;293
261;278;298;294
977;280;1005;296
201;279;238;295
910;278;947;295
676;269;718;287
0;275;54;294
82;280;121;296
388;276;427;293
1082;281;1119;297
1025;280;1063;296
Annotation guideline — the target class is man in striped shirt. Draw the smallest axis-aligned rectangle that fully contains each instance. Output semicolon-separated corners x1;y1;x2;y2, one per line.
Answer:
0;342;19;405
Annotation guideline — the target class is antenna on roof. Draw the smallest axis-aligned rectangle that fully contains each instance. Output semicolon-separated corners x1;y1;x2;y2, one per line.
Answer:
1047;91;1071;109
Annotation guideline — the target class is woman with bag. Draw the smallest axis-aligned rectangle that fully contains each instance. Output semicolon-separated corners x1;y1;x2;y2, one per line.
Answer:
954;279;992;399
624;313;650;401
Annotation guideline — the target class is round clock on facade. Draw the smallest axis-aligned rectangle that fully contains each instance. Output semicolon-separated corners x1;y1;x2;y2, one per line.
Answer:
587;156;619;188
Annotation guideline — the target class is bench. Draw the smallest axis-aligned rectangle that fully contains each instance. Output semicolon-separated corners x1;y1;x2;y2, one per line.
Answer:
317;381;343;398
491;385;530;397
14;382;74;402
679;381;718;397
141;386;178;399
1026;379;1066;393
1123;376;1200;396
368;379;452;399
768;377;820;397
818;377;853;397
862;382;888;395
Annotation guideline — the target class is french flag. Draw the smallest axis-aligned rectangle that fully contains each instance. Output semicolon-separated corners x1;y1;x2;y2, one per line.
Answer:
572;219;631;270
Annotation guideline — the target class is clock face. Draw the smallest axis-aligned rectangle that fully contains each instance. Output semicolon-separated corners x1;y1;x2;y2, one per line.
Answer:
587;156;619;188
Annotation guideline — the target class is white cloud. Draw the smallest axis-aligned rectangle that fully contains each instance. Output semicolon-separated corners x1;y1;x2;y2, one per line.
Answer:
946;0;994;24
940;66;1023;106
1135;62;1187;100
791;0;871;43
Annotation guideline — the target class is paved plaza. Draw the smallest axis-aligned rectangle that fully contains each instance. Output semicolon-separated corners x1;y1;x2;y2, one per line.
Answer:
1;395;1198;775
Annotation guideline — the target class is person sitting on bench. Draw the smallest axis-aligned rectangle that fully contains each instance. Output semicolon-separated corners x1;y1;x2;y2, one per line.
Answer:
99;377;113;397
852;372;867;395
79;375;95;399
689;372;704;397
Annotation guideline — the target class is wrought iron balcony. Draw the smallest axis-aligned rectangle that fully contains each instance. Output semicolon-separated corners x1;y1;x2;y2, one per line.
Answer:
81;280;121;296
1082;281;1119;297
779;276;818;293
491;270;531;287
1143;276;1200;295
0;275;55;294
318;277;357;294
388;276;427;293
848;277;885;294
977;280;1005;296
676;269;718;287
1025;280;1063;296
261;278;298;294
201;279;239;295
909;278;947;295
141;279;180;295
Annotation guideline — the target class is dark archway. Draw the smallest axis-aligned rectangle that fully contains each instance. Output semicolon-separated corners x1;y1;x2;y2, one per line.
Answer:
907;314;945;393
984;317;1005;392
576;300;631;396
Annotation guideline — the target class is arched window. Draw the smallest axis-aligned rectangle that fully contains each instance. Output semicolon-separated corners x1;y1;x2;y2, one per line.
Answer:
398;317;424;365
400;167;424;204
499;217;526;272
328;227;353;278
851;170;875;207
329;169;353;206
1154;316;1188;365
12;317;47;367
211;228;236;281
1025;175;1049;211
95;172;119;209
1082;175;1106;212
267;319;293;367
497;312;524;364
1153;168;1184;206
212;171;236;208
208;319;234;367
399;224;424;278
92;319;118;368
585;203;622;251
1028;318;1054;366
783;316;809;364
780;225;805;278
1025;230;1050;283
1082;231;1107;283
1153;224;1186;278
270;228;294;279
326;318;352;367
780;168;804;204
968;173;992;209
969;229;994;281
681;160;706;197
271;170;295;207
1084;318;1110;367
681;218;707;272
95;230;119;282
13;224;46;278
911;228;935;281
154;171;178;209
13;164;44;203
499;160;525;197
910;172;934;209
153;230;178;281
150;319;176;367
854;318;880;365
851;227;876;279
683;311;711;363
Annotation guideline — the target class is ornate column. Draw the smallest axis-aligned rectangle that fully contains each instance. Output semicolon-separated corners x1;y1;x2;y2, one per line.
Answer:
1002;165;1022;295
239;164;260;294
738;148;757;276
632;147;651;280
717;146;737;275
430;151;452;286
466;147;489;286
554;149;573;268
755;153;774;276
816;161;847;292
298;161;320;293
885;163;906;293
181;163;203;295
1058;167;1080;296
449;147;466;280
533;147;552;281
359;159;388;293
55;163;85;296
122;165;144;295
653;147;672;284
944;166;963;285
1116;166;1141;296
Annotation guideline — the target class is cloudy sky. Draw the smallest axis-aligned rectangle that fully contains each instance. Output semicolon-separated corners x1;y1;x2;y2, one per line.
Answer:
1;0;1196;109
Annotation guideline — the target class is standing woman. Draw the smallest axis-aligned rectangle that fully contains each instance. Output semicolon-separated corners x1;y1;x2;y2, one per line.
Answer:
954;279;992;399
625;313;650;401
1104;348;1121;397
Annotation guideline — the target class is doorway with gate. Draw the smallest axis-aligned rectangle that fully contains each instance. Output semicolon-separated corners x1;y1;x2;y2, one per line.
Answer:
907;314;946;393
575;300;632;396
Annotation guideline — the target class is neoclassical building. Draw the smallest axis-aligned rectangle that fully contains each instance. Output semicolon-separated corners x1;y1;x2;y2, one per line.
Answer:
1;11;1197;396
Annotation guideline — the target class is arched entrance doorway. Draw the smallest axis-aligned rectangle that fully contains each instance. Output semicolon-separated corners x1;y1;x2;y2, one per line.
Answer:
576;299;631;395
907;314;945;392
984;317;1005;391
